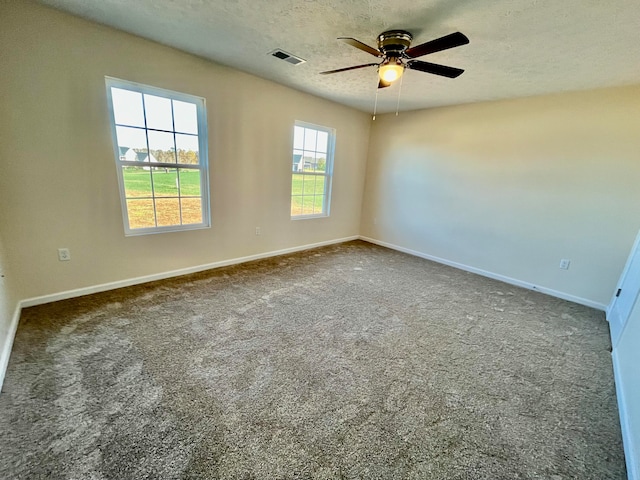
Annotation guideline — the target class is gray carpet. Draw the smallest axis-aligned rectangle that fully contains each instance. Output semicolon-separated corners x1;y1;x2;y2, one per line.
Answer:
0;240;625;479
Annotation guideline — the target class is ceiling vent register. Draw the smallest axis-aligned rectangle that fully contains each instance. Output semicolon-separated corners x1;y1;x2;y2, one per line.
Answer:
270;49;306;65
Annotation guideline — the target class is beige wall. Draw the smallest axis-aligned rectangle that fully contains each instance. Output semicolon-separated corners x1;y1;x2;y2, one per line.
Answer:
361;85;640;306
0;1;370;301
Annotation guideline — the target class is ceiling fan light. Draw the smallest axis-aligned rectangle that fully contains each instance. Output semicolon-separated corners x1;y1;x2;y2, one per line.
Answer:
378;62;404;83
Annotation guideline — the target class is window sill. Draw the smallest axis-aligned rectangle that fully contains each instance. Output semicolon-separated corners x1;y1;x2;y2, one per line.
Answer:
124;223;211;236
291;214;329;221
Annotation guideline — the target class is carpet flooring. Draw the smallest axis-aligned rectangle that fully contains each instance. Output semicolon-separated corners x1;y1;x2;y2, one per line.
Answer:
0;240;625;479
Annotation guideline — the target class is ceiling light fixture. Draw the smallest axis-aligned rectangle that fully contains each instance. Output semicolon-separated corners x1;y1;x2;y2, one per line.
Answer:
378;58;404;83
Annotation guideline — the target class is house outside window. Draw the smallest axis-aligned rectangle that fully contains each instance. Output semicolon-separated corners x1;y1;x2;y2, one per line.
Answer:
291;121;335;218
105;77;210;235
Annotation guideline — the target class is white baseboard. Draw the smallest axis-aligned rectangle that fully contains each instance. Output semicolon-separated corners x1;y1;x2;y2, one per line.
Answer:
359;236;607;311
612;349;637;480
20;236;360;308
0;303;22;392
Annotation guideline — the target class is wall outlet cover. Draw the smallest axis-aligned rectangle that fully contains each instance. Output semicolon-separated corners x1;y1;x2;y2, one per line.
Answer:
58;248;71;261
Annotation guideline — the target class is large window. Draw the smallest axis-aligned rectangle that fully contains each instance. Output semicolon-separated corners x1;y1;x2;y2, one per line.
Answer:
291;122;335;218
105;77;210;235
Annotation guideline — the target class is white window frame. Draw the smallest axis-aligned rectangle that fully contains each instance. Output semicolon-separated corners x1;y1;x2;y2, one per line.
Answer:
291;121;335;219
105;77;211;236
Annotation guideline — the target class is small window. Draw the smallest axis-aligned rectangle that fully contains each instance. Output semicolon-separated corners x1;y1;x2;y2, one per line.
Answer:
291;121;335;218
105;77;210;235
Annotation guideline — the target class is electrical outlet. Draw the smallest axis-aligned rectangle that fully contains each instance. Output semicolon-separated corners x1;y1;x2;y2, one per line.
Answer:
255;227;261;236
58;248;71;261
559;259;570;270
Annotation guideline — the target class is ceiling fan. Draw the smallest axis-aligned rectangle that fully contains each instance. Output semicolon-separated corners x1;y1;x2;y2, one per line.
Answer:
320;30;469;88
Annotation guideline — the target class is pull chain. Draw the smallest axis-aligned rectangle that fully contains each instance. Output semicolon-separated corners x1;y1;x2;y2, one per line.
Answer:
395;73;404;116
372;86;379;121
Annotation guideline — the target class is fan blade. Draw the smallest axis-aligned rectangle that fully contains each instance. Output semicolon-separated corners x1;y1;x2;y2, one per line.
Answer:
406;60;464;78
338;37;382;57
378;79;391;89
320;63;379;75
405;32;469;58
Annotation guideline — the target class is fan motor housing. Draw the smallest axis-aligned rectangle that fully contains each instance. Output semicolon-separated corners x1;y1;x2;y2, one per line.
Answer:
377;30;413;56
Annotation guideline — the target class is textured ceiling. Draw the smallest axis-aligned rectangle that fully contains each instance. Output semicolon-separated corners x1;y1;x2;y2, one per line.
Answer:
37;0;640;113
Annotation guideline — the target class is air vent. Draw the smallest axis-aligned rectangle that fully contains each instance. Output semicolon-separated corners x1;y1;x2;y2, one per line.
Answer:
269;49;306;66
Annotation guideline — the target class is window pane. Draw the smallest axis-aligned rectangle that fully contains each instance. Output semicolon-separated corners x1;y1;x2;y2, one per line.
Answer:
302;196;315;215
112;88;145;127
313;195;325;214
303;128;317;150
293;126;304;150
181;197;203;225
291;196;303;216
173;100;198;134
293;150;303;172
144;94;173;131
303;175;316;195
176;134;199;165
305;152;322;172
148;130;176;164
155;198;181;226
314;176;326;195
179;169;201;196
151;169;178;196
316;131;328;153
291;174;303;196
315;154;327;172
300;152;315;172
116;126;148;158
122;167;152;198
127;199;156;228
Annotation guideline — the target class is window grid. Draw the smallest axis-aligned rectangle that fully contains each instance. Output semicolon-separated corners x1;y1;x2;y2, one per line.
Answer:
106;77;210;235
119;122;201;228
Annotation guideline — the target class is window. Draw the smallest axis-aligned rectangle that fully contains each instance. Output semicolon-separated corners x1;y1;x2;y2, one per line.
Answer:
105;77;210;235
291;121;335;218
